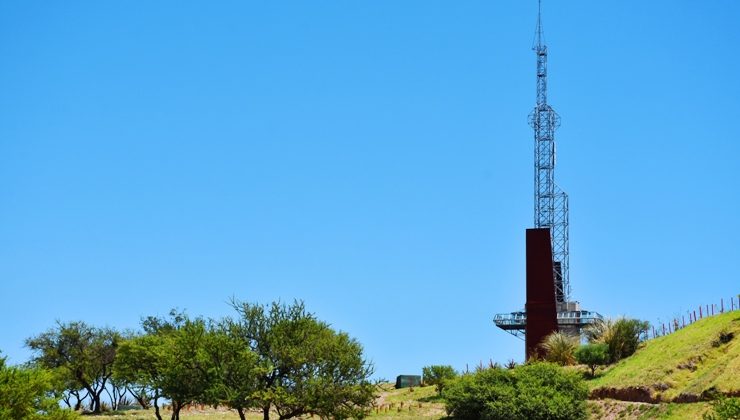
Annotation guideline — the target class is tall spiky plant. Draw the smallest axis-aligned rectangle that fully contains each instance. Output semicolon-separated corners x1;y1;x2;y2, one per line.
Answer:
583;317;648;362
583;318;616;344
541;332;579;366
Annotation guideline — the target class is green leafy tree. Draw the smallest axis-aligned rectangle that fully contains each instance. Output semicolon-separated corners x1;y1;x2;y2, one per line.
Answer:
114;311;214;420
230;299;376;420
574;343;609;377
200;320;261;420
422;365;457;395
25;322;120;414
0;352;80;420
444;362;588;420
113;333;165;419
541;332;579;366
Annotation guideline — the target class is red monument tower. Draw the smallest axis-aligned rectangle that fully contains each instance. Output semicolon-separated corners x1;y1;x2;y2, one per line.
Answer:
525;228;558;359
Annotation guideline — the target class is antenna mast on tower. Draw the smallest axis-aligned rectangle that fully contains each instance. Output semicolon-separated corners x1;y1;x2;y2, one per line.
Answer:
528;0;569;303
493;1;602;344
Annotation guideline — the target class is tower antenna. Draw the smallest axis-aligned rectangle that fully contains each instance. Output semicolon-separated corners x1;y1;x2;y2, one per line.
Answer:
534;0;544;51
494;1;603;349
528;0;569;303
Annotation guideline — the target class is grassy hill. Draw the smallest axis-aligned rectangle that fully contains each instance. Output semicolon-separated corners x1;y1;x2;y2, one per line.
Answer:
92;384;717;419
89;311;740;419
589;309;740;402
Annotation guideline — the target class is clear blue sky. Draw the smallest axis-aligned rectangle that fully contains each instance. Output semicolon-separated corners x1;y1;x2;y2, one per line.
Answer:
1;1;738;380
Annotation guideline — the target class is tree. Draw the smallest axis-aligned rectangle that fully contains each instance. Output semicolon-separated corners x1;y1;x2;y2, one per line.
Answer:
541;332;579;366
229;299;376;420
25;322;120;414
114;311;214;420
200;320;261;420
422;365;457;395
443;362;588;420
113;333;165;420
574;343;609;377
0;352;79;420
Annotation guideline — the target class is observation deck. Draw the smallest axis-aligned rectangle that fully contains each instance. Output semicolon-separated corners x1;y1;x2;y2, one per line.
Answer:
493;302;603;339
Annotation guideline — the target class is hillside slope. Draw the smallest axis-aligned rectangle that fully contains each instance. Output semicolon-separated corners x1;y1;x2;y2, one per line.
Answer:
590;309;740;402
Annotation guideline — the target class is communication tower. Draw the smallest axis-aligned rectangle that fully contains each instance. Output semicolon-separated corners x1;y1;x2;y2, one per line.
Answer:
494;0;602;339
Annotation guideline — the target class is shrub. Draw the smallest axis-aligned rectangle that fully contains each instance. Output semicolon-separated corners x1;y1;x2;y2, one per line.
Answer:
444;362;588;420
584;317;648;362
712;329;734;347
0;353;80;420
422;365;457;395
541;332;579;366
703;397;740;420
574;343;609;377
443;368;516;419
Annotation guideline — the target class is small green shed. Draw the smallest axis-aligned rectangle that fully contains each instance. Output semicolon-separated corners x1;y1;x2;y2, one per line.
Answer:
395;374;422;389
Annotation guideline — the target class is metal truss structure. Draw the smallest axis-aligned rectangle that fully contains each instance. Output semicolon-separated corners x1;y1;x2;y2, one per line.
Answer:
493;1;602;340
527;0;570;303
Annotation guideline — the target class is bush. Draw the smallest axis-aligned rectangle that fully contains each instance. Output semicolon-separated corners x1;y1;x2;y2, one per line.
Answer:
703;397;740;420
712;329;734;347
575;343;609;377
422;365;457;395
0;354;79;420
584;317;648;362
541;332;579;366
443;362;588;420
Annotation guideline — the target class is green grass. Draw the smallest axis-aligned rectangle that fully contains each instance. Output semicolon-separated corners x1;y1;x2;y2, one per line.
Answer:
91;385;447;420
89;311;740;420
588;399;713;420
368;384;446;419
91;384;725;419
590;310;740;401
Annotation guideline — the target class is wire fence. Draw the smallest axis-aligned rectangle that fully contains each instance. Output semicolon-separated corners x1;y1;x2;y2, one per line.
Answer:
648;294;739;339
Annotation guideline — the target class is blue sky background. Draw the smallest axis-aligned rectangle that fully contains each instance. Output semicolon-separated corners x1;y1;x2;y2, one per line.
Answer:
1;1;738;380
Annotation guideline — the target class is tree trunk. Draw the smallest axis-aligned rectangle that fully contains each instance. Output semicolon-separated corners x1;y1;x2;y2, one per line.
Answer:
74;390;88;411
153;397;163;420
80;382;99;413
263;405;271;420
171;402;181;420
237;407;246;420
129;386;150;409
92;395;101;413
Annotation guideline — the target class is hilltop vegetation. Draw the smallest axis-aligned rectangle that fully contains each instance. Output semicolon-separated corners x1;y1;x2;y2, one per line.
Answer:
4;296;738;420
17;300;375;420
590;310;740;402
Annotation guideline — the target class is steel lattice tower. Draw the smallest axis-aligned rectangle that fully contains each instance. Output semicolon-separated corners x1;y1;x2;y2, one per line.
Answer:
493;0;602;342
527;0;570;303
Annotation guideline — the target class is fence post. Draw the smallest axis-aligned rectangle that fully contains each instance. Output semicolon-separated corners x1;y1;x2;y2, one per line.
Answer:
699;306;703;319
682;315;686;328
721;298;724;313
